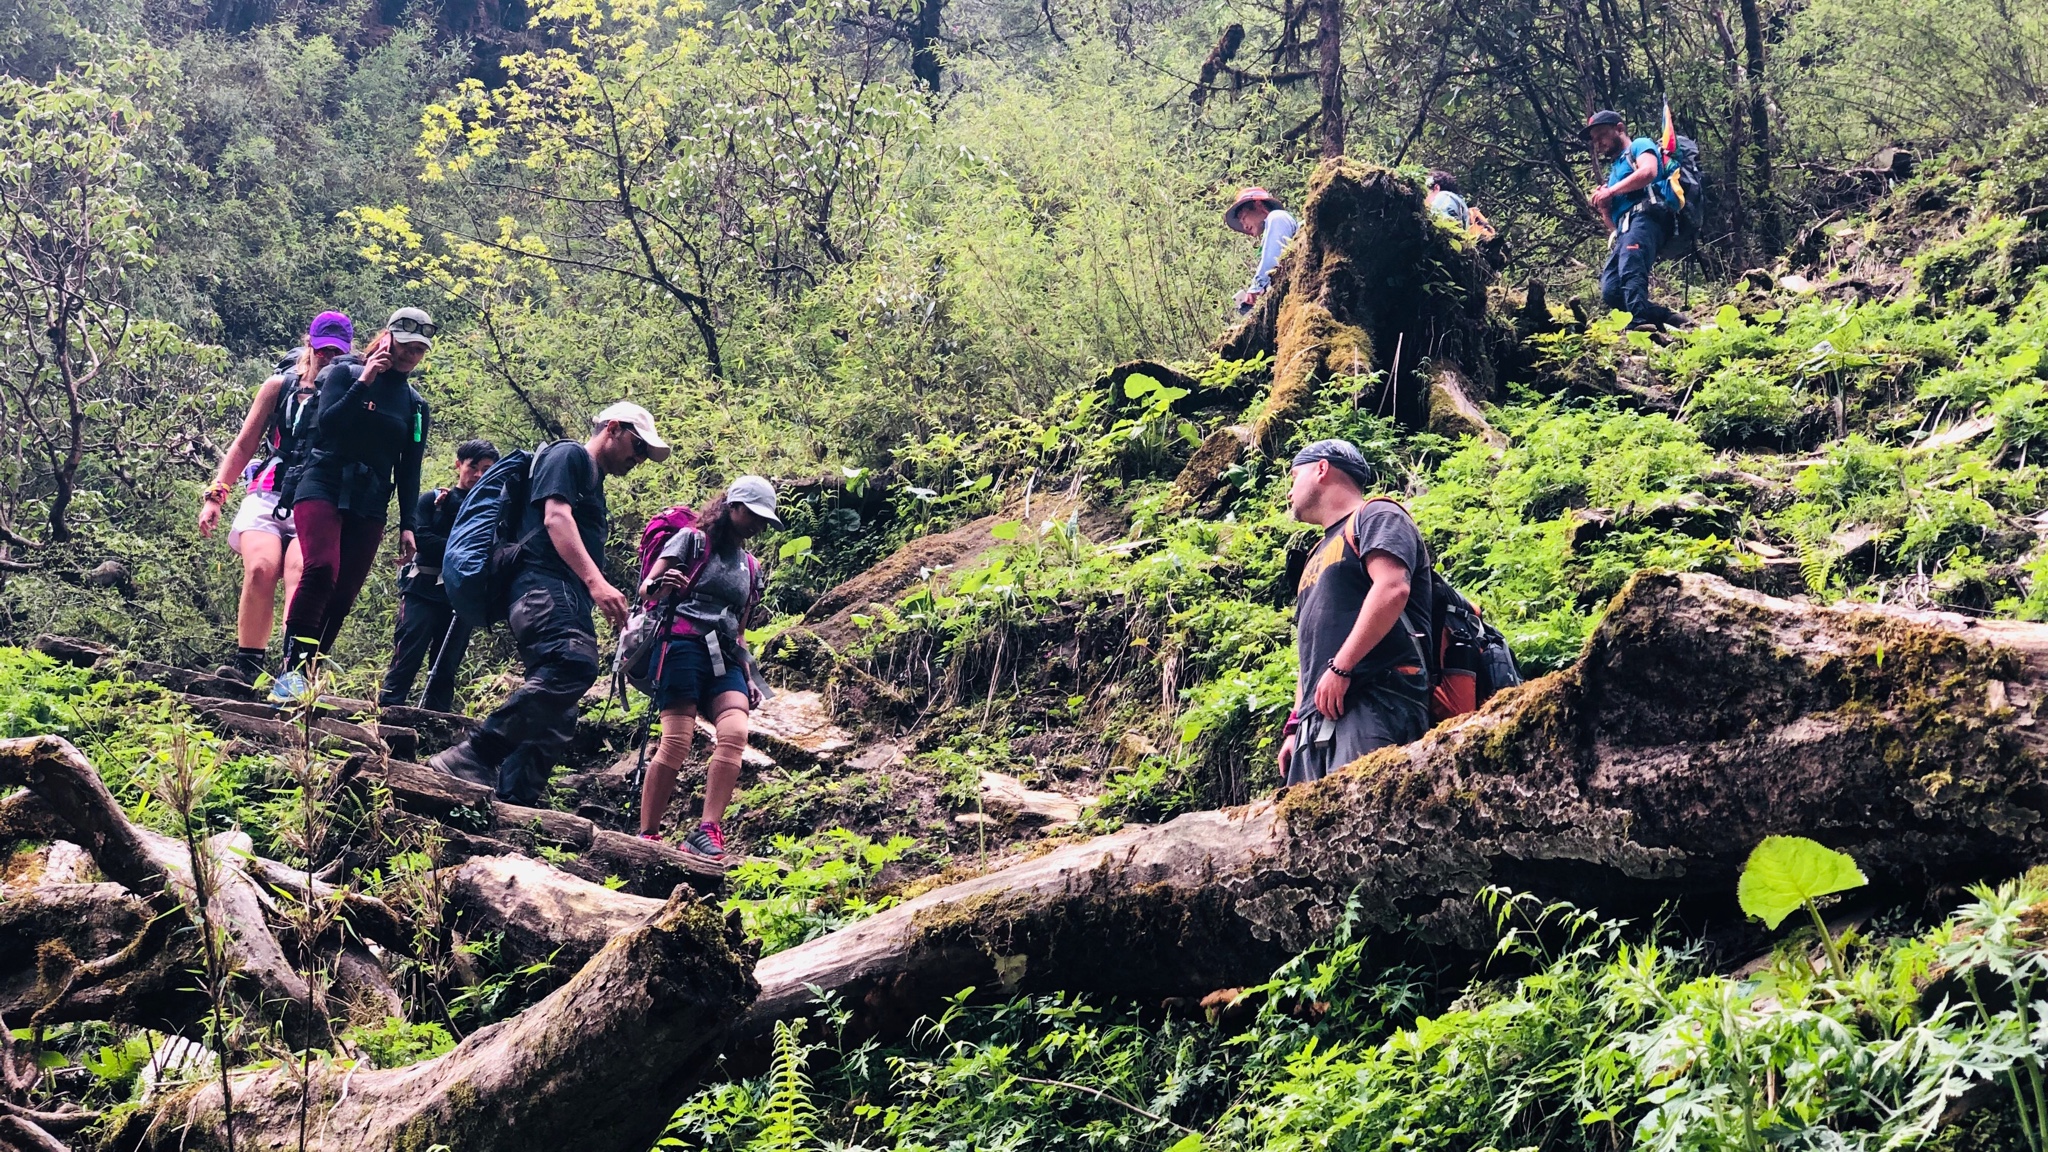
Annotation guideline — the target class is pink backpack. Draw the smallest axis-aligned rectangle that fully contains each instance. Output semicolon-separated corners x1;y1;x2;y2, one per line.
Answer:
637;505;700;592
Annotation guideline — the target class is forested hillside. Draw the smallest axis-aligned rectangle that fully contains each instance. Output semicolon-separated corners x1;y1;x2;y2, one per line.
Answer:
2;0;2048;1147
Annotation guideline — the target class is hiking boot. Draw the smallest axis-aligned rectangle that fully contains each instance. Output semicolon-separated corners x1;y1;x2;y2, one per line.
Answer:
427;742;497;790
214;663;252;685
267;670;312;706
680;821;726;859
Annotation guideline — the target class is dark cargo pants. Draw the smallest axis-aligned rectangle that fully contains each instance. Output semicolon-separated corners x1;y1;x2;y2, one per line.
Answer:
1599;209;1689;328
378;587;473;713
468;570;600;805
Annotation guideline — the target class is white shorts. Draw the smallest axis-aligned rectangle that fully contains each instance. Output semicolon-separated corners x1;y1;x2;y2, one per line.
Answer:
227;488;294;556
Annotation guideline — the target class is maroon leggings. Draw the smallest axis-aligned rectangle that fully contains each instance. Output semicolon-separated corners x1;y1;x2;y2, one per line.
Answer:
284;500;387;652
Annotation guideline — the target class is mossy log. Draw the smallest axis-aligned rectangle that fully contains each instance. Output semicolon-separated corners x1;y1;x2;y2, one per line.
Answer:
0;737;316;1018
1216;158;1505;452
115;892;759;1152
745;572;2048;1040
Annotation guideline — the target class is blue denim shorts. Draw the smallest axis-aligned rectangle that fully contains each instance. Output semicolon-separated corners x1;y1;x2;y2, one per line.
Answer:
649;634;749;714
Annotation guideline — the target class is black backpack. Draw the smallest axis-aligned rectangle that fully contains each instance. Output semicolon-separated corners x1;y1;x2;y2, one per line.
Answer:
1650;135;1705;257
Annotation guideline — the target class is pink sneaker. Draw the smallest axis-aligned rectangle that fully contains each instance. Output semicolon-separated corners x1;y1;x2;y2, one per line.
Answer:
680;821;725;859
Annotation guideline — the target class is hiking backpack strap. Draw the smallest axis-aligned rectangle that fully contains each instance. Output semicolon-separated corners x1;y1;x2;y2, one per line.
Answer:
1338;497;1436;677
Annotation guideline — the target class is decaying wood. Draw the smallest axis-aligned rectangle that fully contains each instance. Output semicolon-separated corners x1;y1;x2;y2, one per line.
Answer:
444;854;664;972
742;572;2048;1040
117;892;758;1152
0;737;314;1017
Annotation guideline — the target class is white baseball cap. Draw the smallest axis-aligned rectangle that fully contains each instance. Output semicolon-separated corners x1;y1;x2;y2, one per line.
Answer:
593;401;671;463
726;475;783;528
386;306;436;347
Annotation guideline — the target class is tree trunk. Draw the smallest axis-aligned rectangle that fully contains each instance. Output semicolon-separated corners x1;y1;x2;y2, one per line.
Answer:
113;892;758;1152
1712;7;1750;263
740;572;2048;1042
1315;0;1344;158
908;0;945;93
1737;0;1779;254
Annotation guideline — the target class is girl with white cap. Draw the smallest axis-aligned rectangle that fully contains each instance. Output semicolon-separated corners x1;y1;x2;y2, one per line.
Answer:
634;475;781;857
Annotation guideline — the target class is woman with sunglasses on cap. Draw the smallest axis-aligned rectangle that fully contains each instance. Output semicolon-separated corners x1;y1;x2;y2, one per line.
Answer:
269;307;436;703
197;312;355;684
634;476;780;858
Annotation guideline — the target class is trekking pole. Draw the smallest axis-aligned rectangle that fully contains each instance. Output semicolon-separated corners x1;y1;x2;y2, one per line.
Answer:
415;616;463;711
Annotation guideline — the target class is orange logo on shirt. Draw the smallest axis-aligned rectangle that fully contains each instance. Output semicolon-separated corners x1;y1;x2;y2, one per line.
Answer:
1297;533;1348;596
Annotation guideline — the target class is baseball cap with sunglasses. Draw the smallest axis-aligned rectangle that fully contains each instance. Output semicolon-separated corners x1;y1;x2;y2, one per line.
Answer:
386;307;438;346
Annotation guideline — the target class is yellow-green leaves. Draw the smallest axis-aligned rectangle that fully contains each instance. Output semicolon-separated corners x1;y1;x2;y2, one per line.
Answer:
1737;835;1867;930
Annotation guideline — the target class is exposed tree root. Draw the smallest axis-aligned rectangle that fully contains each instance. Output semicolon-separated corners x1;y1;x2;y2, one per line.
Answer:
0;737;314;1018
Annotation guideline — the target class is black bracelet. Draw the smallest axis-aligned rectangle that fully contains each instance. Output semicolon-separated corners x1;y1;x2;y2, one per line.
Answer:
1326;660;1353;679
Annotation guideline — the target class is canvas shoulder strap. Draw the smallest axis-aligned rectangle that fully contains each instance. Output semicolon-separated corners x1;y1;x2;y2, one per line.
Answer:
1340;496;1434;673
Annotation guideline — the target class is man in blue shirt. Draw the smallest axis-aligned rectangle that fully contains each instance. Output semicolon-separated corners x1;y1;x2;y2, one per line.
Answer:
1584;110;1690;329
1225;187;1299;313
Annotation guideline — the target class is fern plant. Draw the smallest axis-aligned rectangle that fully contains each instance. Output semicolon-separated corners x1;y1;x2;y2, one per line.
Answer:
749;1022;820;1152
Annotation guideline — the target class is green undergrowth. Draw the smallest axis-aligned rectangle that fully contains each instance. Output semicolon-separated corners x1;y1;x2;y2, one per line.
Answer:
724;829;918;956
0;648;298;851
663;882;2048;1151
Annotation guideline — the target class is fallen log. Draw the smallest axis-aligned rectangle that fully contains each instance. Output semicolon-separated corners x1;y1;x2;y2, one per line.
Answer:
444;854;664;972
0;737;314;1017
117;892;758;1152
743;571;2048;1040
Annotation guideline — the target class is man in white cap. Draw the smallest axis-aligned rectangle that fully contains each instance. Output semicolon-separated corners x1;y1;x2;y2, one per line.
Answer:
431;401;671;803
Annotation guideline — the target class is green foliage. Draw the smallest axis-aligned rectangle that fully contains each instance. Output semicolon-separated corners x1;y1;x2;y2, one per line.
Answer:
1415;401;1735;669
1738;836;1870;931
1914;216;2041;307
723;829;915;956
1739;835;1869;978
78;1032;156;1098
342;1017;456;1070
445;934;559;1028
663;882;2048;1150
1685;365;1824;448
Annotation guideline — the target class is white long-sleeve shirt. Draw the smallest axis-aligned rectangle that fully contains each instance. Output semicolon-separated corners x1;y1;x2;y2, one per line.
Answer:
1247;209;1299;294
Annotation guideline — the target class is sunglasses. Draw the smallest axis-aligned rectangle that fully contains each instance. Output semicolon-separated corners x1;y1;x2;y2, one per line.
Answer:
390;316;439;338
627;433;651;461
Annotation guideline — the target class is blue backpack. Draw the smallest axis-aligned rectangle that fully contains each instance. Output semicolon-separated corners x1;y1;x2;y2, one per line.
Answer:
443;440;575;628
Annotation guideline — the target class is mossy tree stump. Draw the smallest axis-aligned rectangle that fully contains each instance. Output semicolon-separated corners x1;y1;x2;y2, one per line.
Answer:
1216;158;1505;453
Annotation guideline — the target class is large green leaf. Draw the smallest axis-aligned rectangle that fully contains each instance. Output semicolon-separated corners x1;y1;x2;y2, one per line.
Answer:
1737;835;1868;929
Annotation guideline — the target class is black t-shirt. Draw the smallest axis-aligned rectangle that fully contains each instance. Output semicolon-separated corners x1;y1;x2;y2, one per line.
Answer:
411;486;468;571
1296;499;1433;702
519;441;608;580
